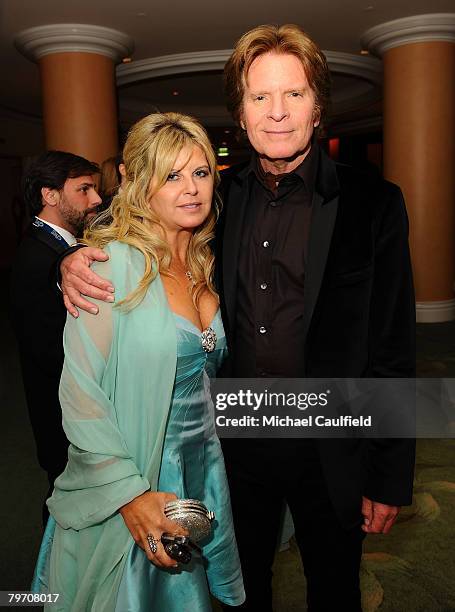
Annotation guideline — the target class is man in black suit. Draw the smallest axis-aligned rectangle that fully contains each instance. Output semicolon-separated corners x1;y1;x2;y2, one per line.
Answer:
57;24;415;611
215;25;415;610
10;151;101;523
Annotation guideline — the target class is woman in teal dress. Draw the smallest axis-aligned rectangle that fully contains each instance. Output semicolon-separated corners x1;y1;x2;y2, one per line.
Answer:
32;112;245;611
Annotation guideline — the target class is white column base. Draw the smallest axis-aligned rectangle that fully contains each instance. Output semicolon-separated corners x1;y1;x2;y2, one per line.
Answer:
416;299;455;323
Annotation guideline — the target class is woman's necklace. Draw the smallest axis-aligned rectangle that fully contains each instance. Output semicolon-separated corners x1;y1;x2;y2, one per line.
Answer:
185;270;196;285
179;267;217;351
168;260;195;286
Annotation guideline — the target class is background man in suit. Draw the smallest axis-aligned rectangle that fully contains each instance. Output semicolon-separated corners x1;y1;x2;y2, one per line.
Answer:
57;24;415;611
10;151;101;524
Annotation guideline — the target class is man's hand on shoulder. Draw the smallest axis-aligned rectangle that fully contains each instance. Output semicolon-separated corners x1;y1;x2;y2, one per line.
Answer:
61;247;114;318
361;496;400;534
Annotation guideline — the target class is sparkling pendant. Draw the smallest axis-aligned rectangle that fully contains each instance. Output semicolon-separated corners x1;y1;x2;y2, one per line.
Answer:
201;327;217;352
185;270;195;285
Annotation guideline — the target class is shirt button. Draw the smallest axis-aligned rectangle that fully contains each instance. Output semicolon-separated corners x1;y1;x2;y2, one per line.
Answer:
270;201;277;207
259;326;267;334
262;241;270;248
260;283;268;290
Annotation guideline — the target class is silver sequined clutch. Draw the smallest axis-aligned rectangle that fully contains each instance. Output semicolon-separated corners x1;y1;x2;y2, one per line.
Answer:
164;499;215;542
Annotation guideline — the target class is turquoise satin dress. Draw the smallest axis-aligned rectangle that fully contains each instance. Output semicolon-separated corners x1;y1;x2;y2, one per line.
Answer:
33;308;244;611
115;310;244;610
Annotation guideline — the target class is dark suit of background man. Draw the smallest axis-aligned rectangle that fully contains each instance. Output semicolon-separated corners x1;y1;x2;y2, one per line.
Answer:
58;24;415;612
10;151;101;524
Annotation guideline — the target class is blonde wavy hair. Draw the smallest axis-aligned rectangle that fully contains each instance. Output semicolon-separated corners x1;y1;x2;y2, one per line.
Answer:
84;112;220;310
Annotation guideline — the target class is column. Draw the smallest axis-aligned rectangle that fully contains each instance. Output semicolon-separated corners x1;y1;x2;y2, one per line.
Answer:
15;24;134;165
362;14;455;322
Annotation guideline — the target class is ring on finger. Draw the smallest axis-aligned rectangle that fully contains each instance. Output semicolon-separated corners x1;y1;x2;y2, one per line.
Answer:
146;533;158;554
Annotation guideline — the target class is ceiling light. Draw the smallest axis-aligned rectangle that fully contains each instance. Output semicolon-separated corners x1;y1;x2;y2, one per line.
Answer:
172;91;179;96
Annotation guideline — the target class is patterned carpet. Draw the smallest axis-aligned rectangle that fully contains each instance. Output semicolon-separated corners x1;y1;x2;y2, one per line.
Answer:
268;322;455;611
267;439;455;612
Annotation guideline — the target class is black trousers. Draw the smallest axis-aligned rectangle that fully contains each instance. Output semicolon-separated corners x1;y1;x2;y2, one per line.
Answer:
221;439;365;611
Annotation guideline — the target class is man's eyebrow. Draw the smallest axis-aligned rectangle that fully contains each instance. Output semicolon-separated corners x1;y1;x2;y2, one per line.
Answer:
286;86;306;91
249;85;308;95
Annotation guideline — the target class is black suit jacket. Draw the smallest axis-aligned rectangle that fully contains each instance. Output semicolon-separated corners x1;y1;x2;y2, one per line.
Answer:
10;224;69;482
215;147;416;528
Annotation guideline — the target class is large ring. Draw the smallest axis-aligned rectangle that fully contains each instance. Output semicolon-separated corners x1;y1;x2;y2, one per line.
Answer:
146;533;158;554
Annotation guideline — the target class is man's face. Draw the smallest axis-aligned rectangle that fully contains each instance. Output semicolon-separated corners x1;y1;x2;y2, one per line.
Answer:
241;52;320;171
57;176;101;236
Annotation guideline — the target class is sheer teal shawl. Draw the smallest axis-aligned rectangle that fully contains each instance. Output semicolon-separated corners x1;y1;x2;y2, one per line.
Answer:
47;241;177;611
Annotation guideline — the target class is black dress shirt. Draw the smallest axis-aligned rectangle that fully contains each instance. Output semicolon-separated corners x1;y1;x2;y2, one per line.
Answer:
233;144;318;377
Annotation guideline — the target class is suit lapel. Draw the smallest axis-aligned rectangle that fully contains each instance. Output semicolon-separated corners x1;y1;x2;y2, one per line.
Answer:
302;149;340;342
221;167;250;328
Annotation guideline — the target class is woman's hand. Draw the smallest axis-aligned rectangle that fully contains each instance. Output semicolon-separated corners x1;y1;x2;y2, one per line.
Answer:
61;247;114;318
119;491;189;568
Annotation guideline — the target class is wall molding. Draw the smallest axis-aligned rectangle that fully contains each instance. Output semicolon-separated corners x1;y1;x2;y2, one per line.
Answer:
362;13;455;57
116;48;382;85
416;298;455;323
15;23;134;63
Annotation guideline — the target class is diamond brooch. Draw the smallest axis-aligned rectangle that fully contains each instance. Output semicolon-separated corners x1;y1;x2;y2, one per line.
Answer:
201;327;217;352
